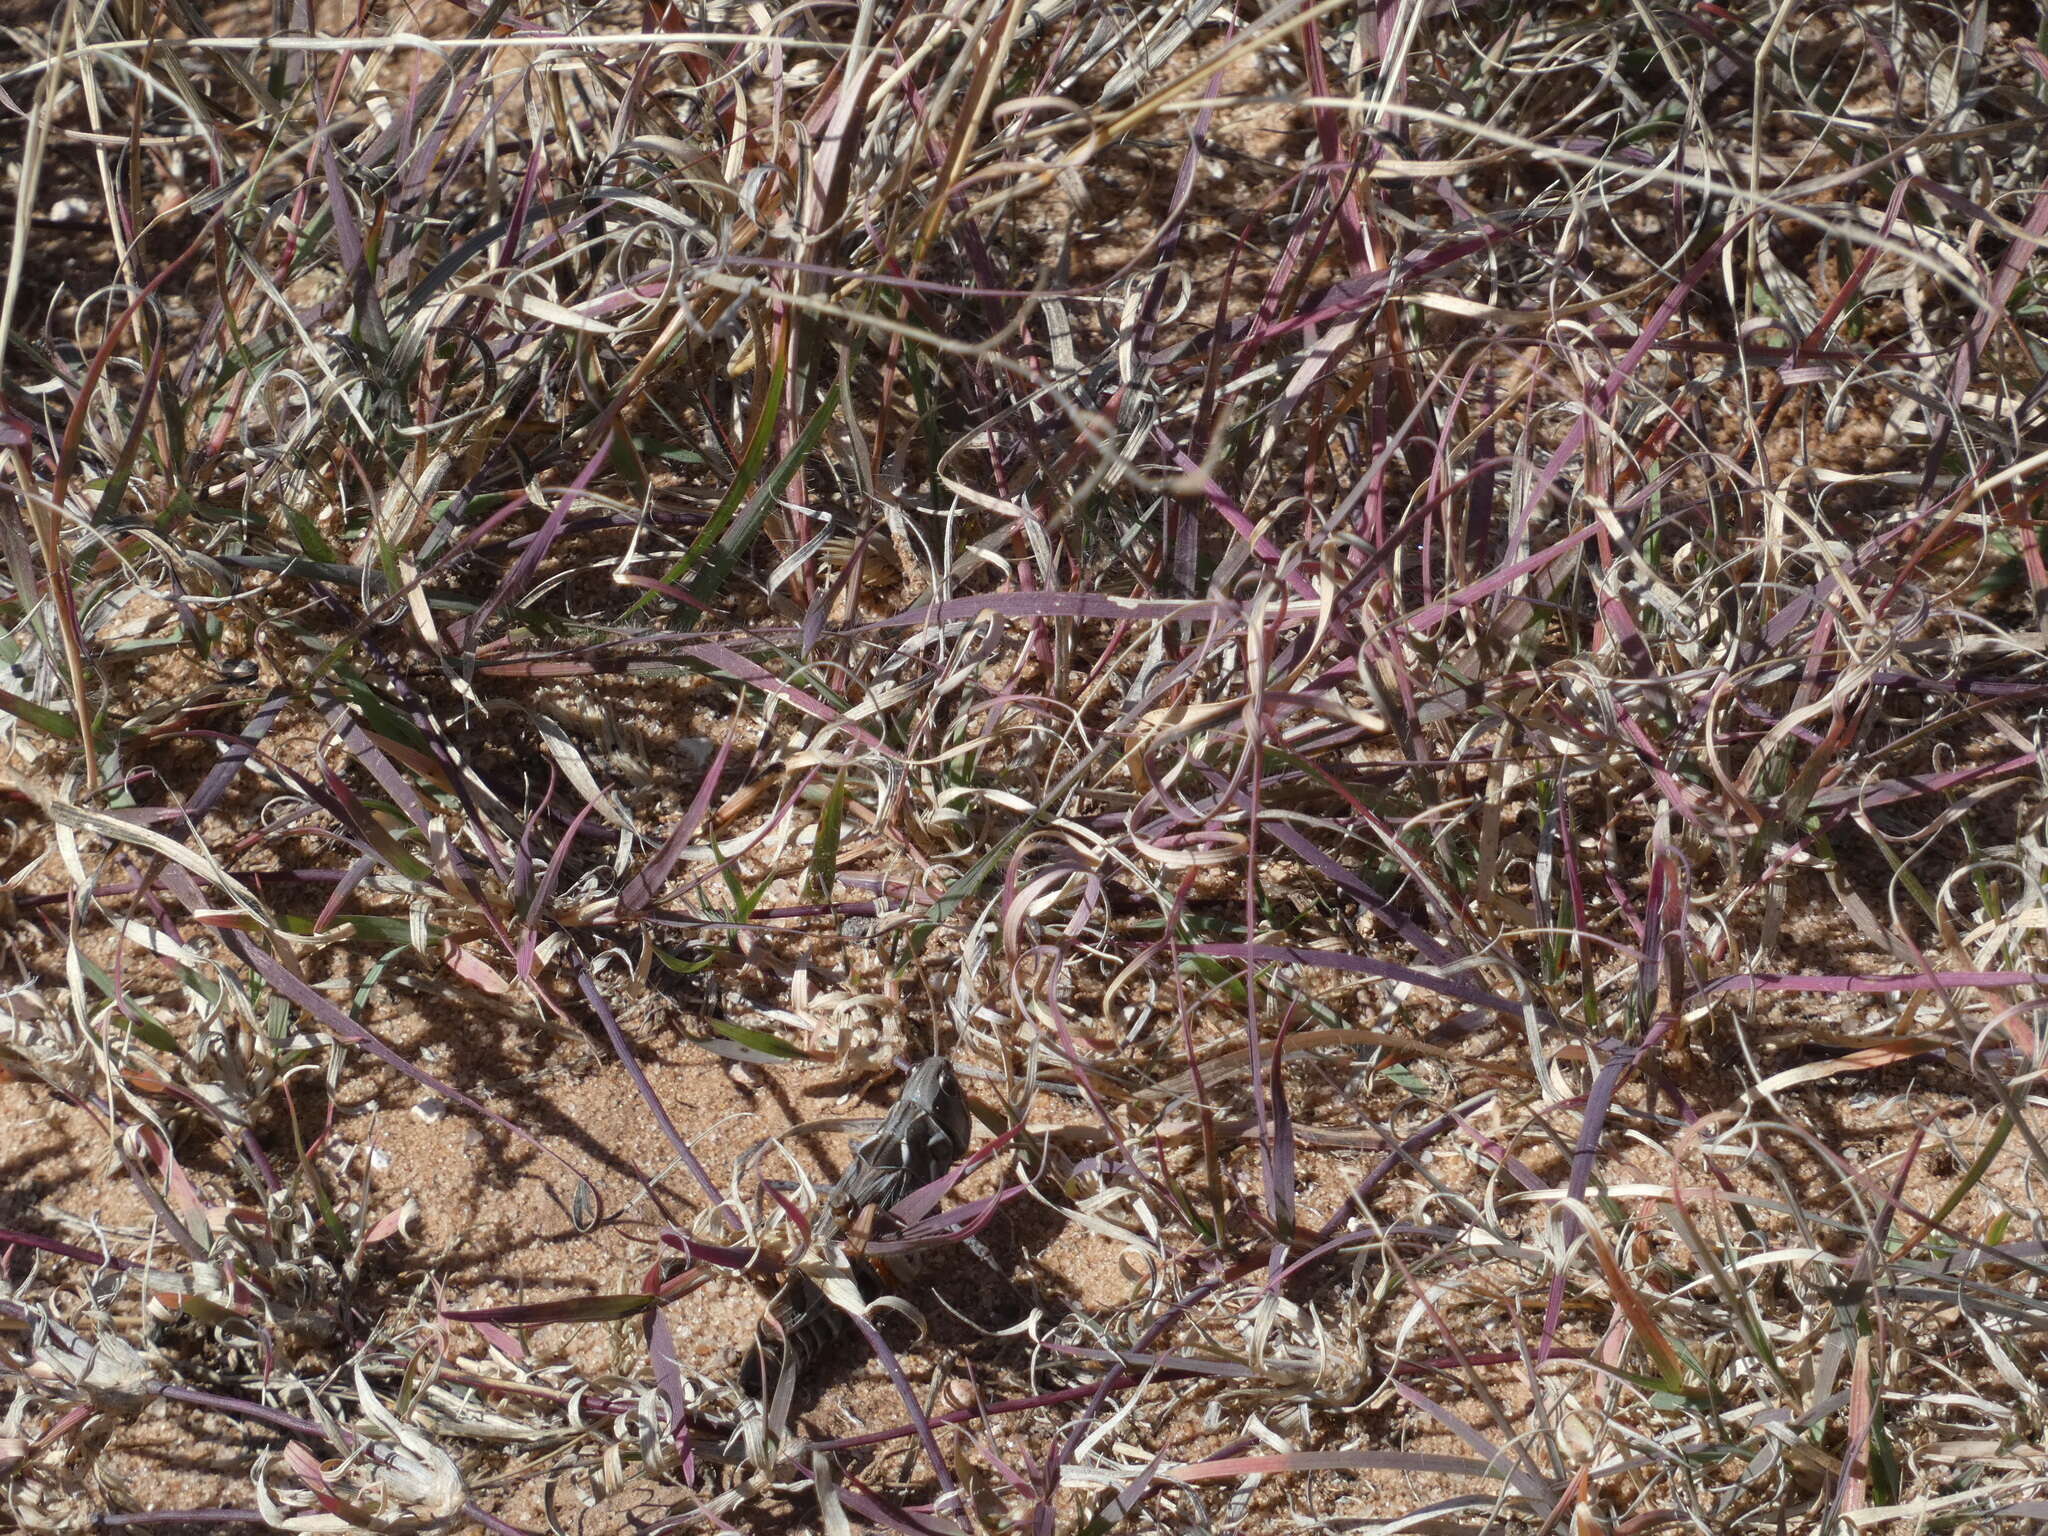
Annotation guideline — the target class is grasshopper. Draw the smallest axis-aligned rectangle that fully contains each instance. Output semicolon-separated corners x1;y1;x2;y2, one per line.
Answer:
742;1058;971;1401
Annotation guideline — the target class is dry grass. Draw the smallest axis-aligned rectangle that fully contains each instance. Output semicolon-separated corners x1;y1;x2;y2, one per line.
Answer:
3;0;2048;1531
